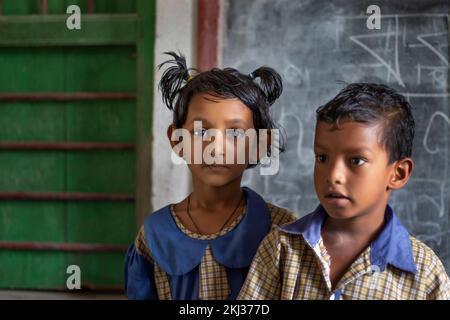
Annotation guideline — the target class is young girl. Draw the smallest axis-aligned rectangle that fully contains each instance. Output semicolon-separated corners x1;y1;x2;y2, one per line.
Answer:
124;52;296;300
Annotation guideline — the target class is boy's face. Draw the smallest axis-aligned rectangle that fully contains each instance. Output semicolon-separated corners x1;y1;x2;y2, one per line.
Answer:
313;120;396;220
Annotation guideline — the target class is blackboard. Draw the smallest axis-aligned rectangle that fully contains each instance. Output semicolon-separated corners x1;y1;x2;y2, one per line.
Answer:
223;0;450;272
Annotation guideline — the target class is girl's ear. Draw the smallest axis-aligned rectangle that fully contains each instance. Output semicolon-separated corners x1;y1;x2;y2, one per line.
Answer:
167;124;185;159
387;158;414;190
250;130;272;165
260;130;272;162
167;124;178;149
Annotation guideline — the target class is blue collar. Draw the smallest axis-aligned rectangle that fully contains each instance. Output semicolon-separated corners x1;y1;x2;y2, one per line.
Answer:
280;204;417;274
144;187;271;275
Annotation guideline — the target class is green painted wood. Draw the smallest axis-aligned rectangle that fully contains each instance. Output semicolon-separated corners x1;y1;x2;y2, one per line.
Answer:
135;0;155;226
0;251;66;289
95;0;137;13
64;46;136;92
63;45;137;288
0;151;65;191
67;101;136;143
2;0;41;15
0;202;66;242
67;151;135;194
65;253;126;290
0;47;65;92
0;0;153;290
0;45;68;289
67;202;135;244
0;201;66;288
2;0;136;15
0;103;66;141
0;15;138;47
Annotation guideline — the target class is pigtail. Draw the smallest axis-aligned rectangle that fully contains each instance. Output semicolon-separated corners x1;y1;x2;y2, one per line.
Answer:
249;67;283;106
158;51;192;110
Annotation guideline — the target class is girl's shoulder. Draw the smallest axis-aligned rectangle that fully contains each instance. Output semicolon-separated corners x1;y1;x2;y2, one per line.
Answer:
265;203;298;228
138;205;182;254
143;204;175;231
133;224;153;262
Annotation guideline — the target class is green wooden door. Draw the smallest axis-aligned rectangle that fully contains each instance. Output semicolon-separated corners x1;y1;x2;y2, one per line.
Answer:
0;0;154;290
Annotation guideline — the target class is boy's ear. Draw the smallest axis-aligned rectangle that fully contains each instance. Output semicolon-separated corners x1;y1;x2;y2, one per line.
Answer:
387;158;414;190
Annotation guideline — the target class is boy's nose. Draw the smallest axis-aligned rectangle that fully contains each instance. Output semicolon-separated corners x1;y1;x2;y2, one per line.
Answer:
326;161;346;185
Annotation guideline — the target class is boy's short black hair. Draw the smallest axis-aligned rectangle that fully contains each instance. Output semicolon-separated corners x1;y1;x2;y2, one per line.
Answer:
158;52;286;162
316;83;415;163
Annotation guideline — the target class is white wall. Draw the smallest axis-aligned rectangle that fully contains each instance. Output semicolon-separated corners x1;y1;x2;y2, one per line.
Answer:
151;0;196;211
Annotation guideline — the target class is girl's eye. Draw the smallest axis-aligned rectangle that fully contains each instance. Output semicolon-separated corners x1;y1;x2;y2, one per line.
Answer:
315;154;327;163
227;129;245;138
193;128;208;137
350;157;366;166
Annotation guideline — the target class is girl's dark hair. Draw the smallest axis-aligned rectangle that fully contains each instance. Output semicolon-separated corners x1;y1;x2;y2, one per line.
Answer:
316;83;415;163
158;51;285;160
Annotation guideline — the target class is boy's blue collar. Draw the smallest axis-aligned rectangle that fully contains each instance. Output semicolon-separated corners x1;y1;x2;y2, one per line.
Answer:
280;204;417;274
143;186;271;275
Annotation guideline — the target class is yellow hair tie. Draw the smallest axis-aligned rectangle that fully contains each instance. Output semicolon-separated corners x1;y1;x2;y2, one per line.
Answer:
187;75;193;82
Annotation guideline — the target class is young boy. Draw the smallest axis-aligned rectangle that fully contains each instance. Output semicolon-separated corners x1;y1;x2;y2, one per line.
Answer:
238;83;450;300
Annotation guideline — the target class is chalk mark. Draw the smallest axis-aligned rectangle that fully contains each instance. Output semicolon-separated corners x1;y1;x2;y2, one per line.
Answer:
416;32;449;66
423;111;450;154
348;16;405;87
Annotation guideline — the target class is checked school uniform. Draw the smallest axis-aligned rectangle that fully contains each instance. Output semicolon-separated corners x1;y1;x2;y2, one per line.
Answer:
124;187;296;300
238;204;450;300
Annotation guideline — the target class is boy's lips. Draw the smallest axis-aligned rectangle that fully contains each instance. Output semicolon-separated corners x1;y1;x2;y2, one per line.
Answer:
324;190;351;206
325;191;350;199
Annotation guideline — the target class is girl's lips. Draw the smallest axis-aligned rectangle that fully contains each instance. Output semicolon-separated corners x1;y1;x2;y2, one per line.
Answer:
203;164;231;172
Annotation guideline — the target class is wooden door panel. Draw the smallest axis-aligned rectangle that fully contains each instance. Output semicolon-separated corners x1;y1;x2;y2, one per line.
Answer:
0;0;152;290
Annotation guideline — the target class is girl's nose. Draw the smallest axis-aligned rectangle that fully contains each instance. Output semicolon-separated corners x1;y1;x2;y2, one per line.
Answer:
211;131;226;158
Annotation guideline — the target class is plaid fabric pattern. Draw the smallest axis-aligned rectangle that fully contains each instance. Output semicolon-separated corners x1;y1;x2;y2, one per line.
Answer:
134;226;172;299
133;202;296;300
238;228;450;300
198;245;231;299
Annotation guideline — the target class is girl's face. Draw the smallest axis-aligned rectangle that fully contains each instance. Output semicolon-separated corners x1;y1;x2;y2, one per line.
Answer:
170;92;256;187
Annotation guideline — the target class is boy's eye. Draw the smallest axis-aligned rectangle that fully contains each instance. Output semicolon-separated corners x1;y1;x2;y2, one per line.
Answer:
193;128;208;137
350;157;366;166
315;154;327;163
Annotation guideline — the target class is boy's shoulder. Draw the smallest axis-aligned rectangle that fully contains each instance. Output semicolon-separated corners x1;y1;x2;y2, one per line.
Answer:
257;216;309;255
271;213;449;269
409;235;450;299
266;202;297;227
409;235;448;274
